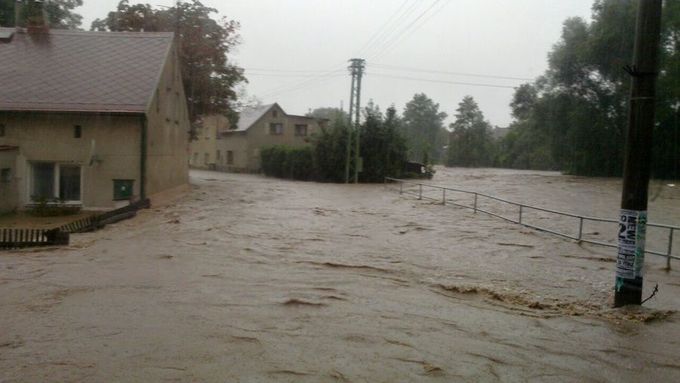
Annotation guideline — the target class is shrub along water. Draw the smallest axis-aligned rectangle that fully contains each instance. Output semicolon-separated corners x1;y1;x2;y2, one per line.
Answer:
260;146;315;181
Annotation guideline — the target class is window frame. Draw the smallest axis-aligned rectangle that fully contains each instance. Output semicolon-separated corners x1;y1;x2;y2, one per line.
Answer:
294;124;308;137
29;162;82;204
1;167;10;183
269;123;284;135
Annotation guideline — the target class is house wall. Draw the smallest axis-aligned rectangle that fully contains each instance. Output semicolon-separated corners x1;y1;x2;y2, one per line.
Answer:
0;149;19;214
215;132;249;172
189;114;229;169
145;41;190;197
0;113;142;210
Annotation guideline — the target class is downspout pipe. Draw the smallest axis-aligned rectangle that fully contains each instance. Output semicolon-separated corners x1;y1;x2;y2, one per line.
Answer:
140;115;147;200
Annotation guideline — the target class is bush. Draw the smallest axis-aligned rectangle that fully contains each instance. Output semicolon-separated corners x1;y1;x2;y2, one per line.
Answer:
261;145;315;181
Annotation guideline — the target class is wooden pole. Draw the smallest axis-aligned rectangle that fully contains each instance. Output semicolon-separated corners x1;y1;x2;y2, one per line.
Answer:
614;0;663;307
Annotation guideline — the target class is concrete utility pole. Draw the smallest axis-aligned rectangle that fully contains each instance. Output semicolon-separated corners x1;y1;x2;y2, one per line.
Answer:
344;68;356;184
344;58;365;184
614;0;663;307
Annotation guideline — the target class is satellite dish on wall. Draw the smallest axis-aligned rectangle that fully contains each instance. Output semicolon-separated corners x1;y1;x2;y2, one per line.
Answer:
89;139;102;166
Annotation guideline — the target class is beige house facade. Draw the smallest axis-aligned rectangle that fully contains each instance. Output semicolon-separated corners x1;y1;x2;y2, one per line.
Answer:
0;27;189;213
199;103;326;173
189;114;230;170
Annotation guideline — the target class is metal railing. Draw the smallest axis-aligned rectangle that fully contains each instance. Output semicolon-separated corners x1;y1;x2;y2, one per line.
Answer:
385;177;679;268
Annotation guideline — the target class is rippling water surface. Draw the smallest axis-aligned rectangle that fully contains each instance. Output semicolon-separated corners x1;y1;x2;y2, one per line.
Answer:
1;167;679;382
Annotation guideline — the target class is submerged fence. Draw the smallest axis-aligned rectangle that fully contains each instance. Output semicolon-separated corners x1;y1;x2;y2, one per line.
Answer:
0;228;69;249
59;198;151;234
385;177;679;268
0;198;150;250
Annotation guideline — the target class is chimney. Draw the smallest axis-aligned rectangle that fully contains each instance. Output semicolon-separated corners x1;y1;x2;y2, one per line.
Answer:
15;0;24;32
24;0;49;34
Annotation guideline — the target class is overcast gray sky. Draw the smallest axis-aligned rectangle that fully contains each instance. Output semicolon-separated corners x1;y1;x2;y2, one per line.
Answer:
79;0;594;127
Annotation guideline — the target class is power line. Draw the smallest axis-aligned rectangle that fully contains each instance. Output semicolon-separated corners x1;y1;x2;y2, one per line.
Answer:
255;64;346;99
368;0;444;61
363;1;429;59
368;63;534;81
371;0;450;61
246;64;533;82
243;67;337;73
257;72;345;100
356;0;418;57
366;72;518;89
246;71;344;78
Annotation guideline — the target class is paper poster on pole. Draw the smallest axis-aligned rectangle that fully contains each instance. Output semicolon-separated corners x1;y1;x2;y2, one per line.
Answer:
616;209;647;280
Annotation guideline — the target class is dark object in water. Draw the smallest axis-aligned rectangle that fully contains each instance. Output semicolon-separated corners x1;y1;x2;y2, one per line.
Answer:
403;161;434;179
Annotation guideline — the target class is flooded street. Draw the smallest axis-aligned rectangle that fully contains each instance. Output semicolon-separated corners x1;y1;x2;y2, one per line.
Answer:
2;167;680;382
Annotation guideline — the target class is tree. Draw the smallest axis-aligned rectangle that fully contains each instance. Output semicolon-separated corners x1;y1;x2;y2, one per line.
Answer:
496;83;555;170
401;93;447;164
92;0;246;136
497;0;679;179
310;101;408;183
447;96;495;167
0;0;82;29
313;116;351;182
306;107;349;122
359;103;408;182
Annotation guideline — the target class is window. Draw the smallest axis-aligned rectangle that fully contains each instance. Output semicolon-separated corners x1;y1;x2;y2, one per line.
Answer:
227;151;234;165
59;165;81;201
295;124;308;136
31;163;81;202
113;179;134;201
32;162;55;200
0;124;5;137
1;168;10;183
269;123;283;135
272;110;278;118
217;150;221;163
193;152;198;164
204;153;209;165
74;125;82;138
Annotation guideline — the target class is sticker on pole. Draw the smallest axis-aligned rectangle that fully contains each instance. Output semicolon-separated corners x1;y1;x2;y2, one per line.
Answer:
616;209;647;280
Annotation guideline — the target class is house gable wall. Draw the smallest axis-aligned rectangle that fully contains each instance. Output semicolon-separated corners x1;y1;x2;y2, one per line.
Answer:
145;42;190;196
238;106;321;171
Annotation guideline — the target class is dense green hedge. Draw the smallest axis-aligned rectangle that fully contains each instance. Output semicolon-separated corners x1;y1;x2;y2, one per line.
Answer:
260;146;315;181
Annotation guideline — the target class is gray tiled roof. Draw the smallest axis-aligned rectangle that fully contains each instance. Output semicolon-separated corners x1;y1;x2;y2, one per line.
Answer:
229;103;275;132
0;28;173;114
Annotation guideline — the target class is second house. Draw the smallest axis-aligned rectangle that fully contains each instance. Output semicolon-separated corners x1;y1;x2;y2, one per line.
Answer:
190;103;327;172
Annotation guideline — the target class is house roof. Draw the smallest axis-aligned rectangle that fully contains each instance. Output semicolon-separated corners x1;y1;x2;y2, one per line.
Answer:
0;28;174;114
230;103;276;132
223;103;325;134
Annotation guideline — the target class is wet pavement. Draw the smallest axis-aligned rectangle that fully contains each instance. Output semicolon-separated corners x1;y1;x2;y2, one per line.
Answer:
1;167;679;382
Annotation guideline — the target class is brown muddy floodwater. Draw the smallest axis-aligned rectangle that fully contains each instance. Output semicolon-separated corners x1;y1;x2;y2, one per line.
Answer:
1;167;680;382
